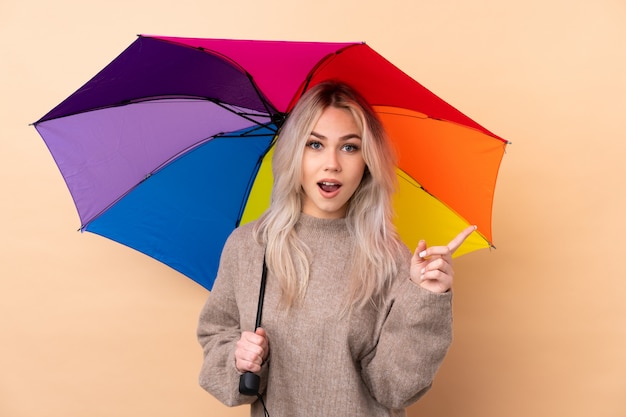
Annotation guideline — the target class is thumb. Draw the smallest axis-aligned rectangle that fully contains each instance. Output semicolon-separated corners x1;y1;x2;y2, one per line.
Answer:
255;327;267;339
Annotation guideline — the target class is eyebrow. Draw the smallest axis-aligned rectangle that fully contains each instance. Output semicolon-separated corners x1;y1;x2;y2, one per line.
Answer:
310;131;362;141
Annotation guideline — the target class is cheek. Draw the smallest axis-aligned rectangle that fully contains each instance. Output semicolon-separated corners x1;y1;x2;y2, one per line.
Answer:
300;150;314;169
300;151;324;178
300;157;312;181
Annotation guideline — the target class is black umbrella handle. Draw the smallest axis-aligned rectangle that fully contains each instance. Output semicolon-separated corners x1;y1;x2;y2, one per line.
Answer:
239;255;268;396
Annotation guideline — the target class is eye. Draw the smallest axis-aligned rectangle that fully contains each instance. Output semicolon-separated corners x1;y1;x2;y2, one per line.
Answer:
342;143;360;153
306;140;323;150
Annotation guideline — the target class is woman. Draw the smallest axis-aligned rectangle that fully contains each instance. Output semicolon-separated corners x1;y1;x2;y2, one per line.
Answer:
197;81;475;416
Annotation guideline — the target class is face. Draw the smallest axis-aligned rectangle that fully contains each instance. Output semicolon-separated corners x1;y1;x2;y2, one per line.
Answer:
301;106;366;219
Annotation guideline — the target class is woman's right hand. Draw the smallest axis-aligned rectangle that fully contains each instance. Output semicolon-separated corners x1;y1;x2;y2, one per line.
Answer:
235;327;269;373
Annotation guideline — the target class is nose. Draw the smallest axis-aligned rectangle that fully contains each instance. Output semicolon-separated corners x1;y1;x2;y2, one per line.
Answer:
324;149;341;172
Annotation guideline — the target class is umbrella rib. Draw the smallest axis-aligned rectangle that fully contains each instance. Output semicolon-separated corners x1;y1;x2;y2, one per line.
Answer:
235;139;276;229
33;95;279;126
78;132;218;230
374;108;511;145
33;96;191;124
287;43;364;110
206;98;281;133
190;43;280;117
396;169;494;249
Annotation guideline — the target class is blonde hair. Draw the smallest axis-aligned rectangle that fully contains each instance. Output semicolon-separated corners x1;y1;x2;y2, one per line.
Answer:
254;81;403;311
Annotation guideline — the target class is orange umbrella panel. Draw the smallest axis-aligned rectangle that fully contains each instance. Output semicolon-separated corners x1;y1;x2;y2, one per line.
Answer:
377;106;507;246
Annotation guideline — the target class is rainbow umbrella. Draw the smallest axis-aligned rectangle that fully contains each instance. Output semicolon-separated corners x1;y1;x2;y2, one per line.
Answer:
33;35;508;290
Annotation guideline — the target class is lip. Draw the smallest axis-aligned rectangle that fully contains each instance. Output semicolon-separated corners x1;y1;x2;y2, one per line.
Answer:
317;179;342;198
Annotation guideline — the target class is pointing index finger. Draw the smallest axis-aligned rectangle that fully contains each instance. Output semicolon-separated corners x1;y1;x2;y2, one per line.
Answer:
447;225;478;254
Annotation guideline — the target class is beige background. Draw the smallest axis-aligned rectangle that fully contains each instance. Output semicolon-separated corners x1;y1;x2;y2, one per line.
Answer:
2;0;625;416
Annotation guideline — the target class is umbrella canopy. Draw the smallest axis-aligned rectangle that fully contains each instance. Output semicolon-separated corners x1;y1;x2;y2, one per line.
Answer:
33;35;508;290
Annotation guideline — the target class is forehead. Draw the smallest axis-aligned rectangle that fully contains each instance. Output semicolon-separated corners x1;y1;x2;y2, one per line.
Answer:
311;106;361;137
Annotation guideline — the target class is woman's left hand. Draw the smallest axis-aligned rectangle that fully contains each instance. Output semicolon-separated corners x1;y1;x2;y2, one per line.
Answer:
410;225;477;293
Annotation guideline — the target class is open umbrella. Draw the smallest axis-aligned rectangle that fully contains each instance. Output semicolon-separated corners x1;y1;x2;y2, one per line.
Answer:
33;35;508;290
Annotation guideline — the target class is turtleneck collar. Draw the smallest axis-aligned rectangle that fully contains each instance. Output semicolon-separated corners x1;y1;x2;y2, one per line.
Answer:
296;212;350;237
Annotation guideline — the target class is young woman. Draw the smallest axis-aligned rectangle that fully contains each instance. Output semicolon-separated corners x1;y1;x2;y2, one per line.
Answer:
197;81;475;416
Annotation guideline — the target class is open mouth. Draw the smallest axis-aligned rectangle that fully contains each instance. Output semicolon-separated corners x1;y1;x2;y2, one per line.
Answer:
318;181;341;193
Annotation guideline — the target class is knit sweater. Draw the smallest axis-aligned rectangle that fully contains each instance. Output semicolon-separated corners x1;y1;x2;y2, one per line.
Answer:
197;214;453;417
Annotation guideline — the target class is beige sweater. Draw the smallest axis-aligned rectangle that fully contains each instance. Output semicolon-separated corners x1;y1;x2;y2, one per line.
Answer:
198;214;453;417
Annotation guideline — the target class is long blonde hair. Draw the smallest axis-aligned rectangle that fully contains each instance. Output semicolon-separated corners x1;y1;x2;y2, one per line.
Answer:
253;81;403;310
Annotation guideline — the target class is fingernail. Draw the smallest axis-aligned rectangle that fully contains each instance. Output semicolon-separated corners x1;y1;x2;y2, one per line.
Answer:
418;251;427;258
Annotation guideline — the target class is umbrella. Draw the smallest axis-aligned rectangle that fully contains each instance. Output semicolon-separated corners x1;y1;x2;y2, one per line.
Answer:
33;35;508;290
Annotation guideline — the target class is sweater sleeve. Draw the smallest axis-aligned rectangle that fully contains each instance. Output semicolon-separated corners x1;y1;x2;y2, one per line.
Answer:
197;229;268;407
360;266;453;409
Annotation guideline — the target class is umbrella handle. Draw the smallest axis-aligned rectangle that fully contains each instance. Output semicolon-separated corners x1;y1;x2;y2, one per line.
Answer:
239;372;261;396
238;255;268;396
